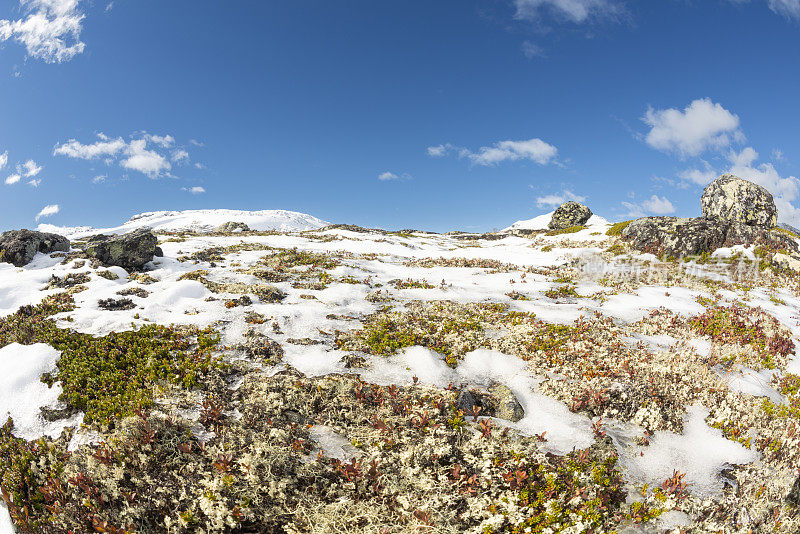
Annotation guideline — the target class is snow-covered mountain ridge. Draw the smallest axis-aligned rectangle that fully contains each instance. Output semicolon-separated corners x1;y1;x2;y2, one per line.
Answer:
37;209;330;238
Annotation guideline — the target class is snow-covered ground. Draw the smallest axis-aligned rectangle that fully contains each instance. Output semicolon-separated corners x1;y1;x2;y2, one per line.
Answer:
2;209;800;532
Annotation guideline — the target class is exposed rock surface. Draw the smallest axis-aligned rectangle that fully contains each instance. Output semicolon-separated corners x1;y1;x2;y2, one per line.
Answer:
0;229;70;267
457;384;524;422
621;174;798;257
216;221;251;233
621;217;726;256
548;201;593;230
701;174;777;227
82;229;158;271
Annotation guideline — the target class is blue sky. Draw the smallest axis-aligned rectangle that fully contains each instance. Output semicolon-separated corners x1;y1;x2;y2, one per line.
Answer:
1;0;799;232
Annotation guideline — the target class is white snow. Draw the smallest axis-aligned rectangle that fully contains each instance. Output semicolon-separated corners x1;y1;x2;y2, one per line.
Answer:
619;405;760;496
503;212;610;232
0;343;82;440
308;426;361;461
37;208;330;238
717;365;782;403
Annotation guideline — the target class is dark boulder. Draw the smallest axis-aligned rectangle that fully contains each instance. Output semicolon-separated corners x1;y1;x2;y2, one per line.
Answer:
621;217;726;256
0;229;70;267
548;201;593;230
82;229;158;271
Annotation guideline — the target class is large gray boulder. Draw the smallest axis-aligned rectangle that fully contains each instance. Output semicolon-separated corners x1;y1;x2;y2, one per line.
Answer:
548;201;593;230
621;217;726;256
82;229;158;270
701;174;777;228
0;229;70;267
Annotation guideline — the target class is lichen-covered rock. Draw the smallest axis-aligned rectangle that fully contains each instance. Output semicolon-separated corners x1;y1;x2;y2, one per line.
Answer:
621;217;726;256
788;475;800;507
701;174;777;227
487;383;524;422
0;229;70;267
216;221;251;233
548;201;593;230
82;229;157;270
725;224;799;253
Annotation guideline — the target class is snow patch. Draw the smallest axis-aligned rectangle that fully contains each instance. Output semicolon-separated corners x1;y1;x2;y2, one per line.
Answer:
0;343;82;440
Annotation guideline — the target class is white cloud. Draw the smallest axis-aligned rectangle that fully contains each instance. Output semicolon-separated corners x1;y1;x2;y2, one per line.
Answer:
189;139;204;147
378;171;398;181
146;134;175;148
171;149;189;163
54;132;190;178
679;164;717;187
186;186;205;194
5;174;21;185
121;139;170;177
621;195;676;217
0;0;86;63
535;189;585;208
430;138;558;166
772;148;785;161
19;159;41;177
0;151;7;171
28;178;41;187
521;40;545;58
768;0;800;18
54;136;126;159
35;203;59;221
427;145;446;157
642;98;743;157
92;174;106;183
194;162;206;170
514;0;623;23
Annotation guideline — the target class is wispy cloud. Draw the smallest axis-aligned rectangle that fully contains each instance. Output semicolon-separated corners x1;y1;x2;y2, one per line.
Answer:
428;138;558;167
378;171;412;182
513;0;624;23
521;40;545;58
54;132;194;178
0;151;7;171
35;203;59;221
642;98;743;157
182;186;205;194
535;189;585;209
621;195;676;218
0;0;86;63
5;174;21;185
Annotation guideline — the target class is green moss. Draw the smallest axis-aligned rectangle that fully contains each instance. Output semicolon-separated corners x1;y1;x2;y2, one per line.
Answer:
545;225;586;236
606;220;633;236
0;294;224;426
544;284;579;299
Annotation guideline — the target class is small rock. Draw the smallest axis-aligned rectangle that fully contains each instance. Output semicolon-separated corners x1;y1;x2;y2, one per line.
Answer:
701;174;777;227
82;229;158;271
0;229;70;267
216;221;251;233
154;246;164;257
773;253;800;272
548;201;593;230
787;475;800;507
98;297;136;311
487;383;525;422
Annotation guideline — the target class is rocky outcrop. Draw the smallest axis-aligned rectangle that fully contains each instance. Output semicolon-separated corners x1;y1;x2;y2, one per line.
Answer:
82;229;158;271
621;217;727;256
548;201;593;230
216;221;251;233
621;174;798;257
701;174;777;227
0;229;70;267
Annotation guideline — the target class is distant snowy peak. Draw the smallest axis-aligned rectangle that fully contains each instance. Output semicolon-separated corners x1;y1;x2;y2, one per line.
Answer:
503;212;609;232
38;209;330;238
